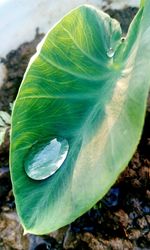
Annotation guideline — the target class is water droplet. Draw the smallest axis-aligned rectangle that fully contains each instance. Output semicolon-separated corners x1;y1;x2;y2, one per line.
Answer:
121;37;126;42
107;48;114;58
24;137;69;180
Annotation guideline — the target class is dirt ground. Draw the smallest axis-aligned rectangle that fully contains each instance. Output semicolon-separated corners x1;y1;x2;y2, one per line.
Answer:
0;7;150;250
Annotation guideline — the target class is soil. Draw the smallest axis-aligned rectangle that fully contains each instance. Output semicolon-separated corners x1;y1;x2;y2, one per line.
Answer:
0;7;150;250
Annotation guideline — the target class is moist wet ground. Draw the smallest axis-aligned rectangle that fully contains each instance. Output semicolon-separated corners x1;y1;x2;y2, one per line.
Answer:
0;7;150;250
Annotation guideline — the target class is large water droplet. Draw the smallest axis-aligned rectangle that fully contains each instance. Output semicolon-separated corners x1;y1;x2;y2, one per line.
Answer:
24;137;69;180
107;48;114;58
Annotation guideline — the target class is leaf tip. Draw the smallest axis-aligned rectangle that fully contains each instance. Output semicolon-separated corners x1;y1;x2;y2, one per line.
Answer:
23;228;29;236
140;0;145;8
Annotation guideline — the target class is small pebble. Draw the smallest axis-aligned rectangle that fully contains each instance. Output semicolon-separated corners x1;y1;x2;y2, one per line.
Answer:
128;229;141;240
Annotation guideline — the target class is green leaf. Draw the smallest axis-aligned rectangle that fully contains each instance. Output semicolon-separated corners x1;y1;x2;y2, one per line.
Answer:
140;0;145;7
10;2;150;234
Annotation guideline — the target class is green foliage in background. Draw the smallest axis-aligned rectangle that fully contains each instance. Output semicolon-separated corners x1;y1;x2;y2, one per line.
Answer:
0;111;11;146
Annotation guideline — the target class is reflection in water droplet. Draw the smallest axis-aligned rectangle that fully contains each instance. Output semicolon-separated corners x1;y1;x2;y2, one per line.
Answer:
24;137;69;180
107;48;114;58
